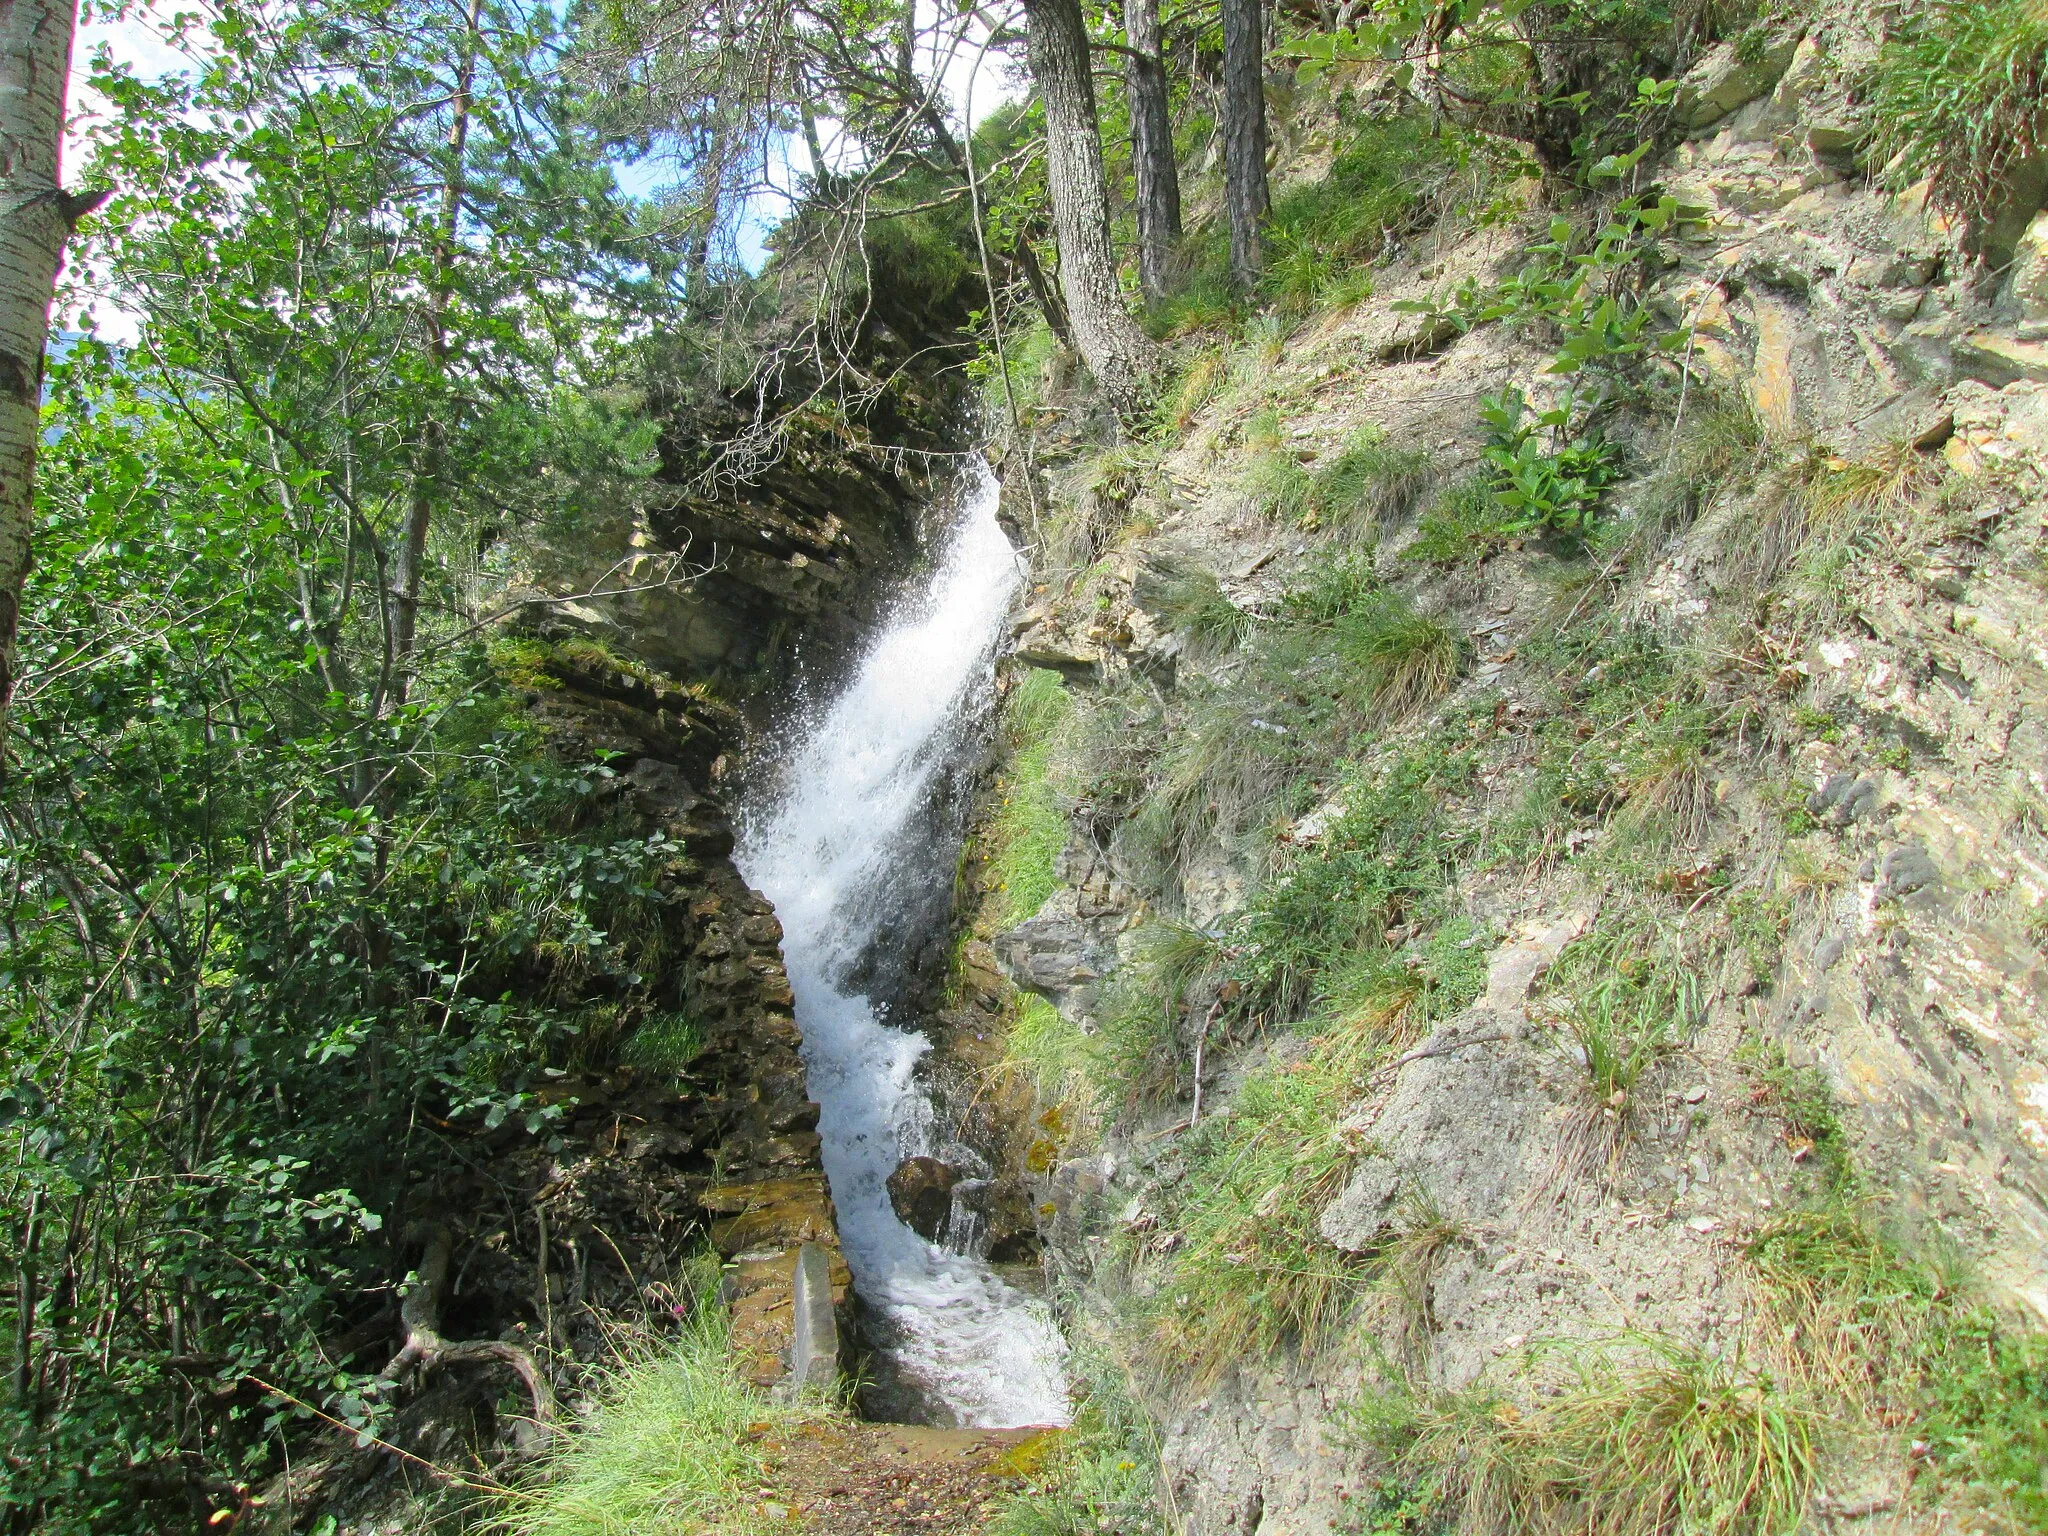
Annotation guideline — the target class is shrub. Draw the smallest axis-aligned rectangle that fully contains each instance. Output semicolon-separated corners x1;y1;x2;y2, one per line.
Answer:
1479;387;1624;541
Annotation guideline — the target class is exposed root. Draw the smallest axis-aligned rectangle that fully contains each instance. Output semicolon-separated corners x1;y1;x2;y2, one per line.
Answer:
382;1222;558;1425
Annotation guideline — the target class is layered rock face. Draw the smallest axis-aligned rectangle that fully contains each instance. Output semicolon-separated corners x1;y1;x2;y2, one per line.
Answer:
962;12;2048;1531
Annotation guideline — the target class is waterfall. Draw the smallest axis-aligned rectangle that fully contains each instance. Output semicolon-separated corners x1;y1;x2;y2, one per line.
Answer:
735;464;1071;1429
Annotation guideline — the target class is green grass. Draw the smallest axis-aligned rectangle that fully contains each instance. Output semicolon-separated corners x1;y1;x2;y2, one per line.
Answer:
1331;592;1466;719
1735;1038;1854;1193
1746;1203;2048;1531
1303;429;1435;535
1004;993;1098;1112
990;669;1076;925
1259;116;1466;320
1138;1002;1409;1386
624;1009;705;1074
1239;426;1433;536
1549;915;1705;1106
1870;0;2048;242
1146;563;1251;657
1229;748;1479;1026
990;1344;1164;1536
492;1255;801;1536
1358;1340;1820;1536
1403;476;1521;567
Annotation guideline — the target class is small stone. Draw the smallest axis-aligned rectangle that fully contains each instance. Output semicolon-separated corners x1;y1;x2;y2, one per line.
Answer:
1687;1216;1722;1234
1684;1085;1709;1104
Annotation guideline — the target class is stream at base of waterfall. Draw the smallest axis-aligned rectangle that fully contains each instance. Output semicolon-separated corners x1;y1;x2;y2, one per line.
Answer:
736;465;1071;1429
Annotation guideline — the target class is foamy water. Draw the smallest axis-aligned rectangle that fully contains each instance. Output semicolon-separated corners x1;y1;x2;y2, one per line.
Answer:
735;466;1070;1428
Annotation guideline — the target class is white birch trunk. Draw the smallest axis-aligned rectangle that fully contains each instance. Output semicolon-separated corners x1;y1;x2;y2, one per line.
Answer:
0;0;84;727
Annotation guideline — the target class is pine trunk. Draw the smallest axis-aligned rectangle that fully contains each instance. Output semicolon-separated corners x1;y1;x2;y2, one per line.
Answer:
1221;0;1269;291
0;0;83;733
1022;0;1157;421
1125;0;1181;305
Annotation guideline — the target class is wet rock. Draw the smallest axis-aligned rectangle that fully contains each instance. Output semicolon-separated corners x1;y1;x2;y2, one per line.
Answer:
992;894;1120;1018
887;1155;963;1241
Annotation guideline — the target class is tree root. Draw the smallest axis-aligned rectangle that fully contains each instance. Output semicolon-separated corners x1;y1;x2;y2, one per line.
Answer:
381;1222;557;1425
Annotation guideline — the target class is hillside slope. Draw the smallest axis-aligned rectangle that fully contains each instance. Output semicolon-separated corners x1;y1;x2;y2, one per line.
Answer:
951;11;2048;1532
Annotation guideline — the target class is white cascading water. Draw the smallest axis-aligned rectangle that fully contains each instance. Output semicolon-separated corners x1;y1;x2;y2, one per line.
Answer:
735;465;1071;1428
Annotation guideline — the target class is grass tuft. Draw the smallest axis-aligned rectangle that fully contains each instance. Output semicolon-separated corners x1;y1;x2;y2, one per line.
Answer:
990;669;1076;925
1364;1341;1819;1536
492;1256;801;1536
1871;0;2048;242
1332;593;1466;719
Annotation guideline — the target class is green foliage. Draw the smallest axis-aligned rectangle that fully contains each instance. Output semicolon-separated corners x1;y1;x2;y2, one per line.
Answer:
1227;751;1479;1027
1403;477;1521;567
492;1256;800;1536
1735;1039;1854;1192
1260;117;1465;319
1396;195;1697;379
990;1349;1163;1536
3;344;712;1529
1479;388;1625;541
1870;0;2048;240
991;670;1077;925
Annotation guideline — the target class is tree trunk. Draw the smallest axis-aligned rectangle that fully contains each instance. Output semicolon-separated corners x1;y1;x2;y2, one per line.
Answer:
0;0;91;736
1221;0;1269;291
1010;233;1073;349
1022;0;1157;421
386;0;482;713
1125;0;1181;305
